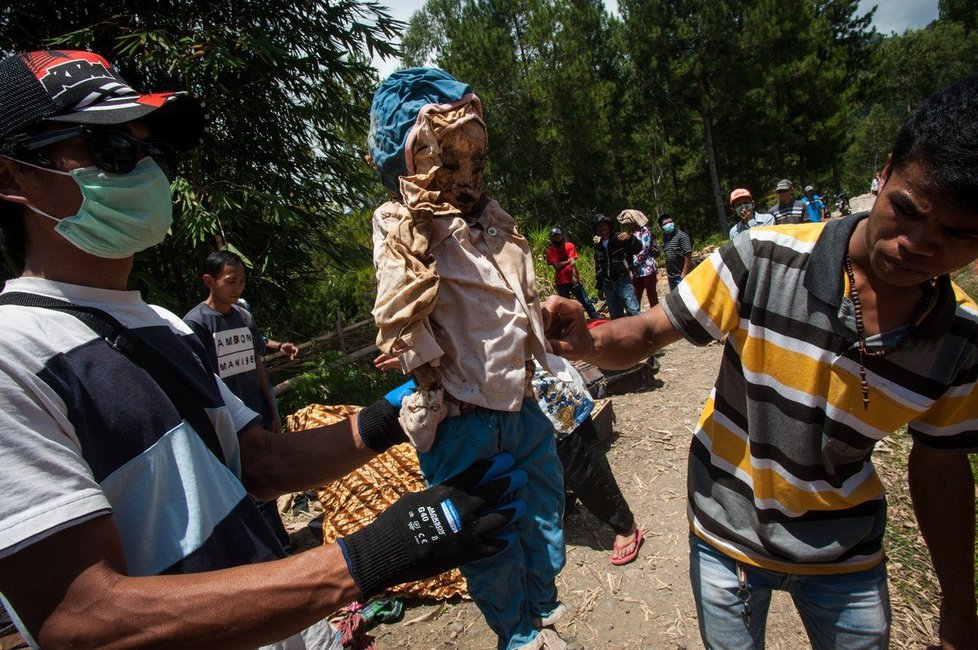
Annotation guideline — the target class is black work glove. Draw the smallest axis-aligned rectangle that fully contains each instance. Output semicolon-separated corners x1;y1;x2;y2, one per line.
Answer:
356;379;417;453
337;452;527;600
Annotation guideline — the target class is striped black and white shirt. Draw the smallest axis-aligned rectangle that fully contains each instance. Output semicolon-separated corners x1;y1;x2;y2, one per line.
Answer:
663;229;693;278
0;278;339;649
662;213;978;573
767;199;806;224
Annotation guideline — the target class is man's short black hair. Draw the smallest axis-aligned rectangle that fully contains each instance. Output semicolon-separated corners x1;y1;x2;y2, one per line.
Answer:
890;75;978;209
204;249;245;277
658;213;672;225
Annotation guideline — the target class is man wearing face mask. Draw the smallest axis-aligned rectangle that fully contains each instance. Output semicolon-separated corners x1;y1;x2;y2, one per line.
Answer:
728;188;775;240
658;213;692;292
0;50;526;649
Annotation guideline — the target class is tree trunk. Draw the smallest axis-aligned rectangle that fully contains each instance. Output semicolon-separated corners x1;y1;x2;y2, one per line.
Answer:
698;73;726;235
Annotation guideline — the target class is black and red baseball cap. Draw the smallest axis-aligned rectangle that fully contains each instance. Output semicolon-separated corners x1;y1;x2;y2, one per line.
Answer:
0;50;204;151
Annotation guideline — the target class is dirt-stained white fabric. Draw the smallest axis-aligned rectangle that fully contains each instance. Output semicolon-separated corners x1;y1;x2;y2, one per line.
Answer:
371;97;548;451
373;198;549;414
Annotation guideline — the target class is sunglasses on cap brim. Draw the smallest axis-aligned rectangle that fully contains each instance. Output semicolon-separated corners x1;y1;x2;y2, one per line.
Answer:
9;125;179;178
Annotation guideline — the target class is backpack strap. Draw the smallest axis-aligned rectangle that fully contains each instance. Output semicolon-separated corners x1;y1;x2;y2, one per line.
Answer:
0;291;229;465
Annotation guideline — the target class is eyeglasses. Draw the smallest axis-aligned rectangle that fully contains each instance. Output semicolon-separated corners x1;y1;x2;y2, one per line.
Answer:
9;126;178;178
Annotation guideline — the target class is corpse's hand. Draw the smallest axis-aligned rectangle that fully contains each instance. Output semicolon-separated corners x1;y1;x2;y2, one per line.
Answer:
542;295;595;360
337;453;527;599
373;352;403;373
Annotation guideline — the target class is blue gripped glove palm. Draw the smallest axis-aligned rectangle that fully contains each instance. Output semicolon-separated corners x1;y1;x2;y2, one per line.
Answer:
337;452;527;600
356;379;417;453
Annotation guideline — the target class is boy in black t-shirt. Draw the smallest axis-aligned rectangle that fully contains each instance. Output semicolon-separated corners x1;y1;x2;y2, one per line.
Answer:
184;249;289;546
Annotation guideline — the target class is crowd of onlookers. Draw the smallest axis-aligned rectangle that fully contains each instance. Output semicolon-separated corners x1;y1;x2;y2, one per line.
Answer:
546;177;842;320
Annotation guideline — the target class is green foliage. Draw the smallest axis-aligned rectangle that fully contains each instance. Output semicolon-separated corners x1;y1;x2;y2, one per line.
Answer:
940;0;978;32
403;0;625;222
619;0;872;236
842;20;978;197
0;0;401;339
276;351;405;417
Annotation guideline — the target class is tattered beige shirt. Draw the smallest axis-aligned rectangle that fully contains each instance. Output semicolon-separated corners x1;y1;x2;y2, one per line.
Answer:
372;199;549;412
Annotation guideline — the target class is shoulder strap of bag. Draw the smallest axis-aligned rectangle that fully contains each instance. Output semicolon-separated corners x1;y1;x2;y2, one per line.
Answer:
0;291;228;464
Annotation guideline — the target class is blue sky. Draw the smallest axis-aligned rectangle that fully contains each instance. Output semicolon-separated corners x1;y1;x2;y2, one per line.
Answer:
373;0;939;77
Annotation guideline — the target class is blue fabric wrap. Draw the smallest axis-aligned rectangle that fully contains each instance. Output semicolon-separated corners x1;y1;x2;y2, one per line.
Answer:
368;67;473;194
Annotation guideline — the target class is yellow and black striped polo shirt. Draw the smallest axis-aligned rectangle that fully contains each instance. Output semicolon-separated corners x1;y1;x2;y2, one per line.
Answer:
662;213;978;574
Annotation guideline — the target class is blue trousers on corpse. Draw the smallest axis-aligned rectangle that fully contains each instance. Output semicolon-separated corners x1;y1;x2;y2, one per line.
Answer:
418;399;566;650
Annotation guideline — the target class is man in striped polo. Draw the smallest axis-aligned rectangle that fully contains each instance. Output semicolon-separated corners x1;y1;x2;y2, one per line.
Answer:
544;75;978;649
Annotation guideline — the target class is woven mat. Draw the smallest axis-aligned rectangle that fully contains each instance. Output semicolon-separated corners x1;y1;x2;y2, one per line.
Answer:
287;403;468;600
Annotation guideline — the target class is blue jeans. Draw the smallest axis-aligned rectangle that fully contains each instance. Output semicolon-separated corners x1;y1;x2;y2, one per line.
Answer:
667;274;682;291
602;276;640;319
419;401;565;650
689;535;890;650
555;282;599;319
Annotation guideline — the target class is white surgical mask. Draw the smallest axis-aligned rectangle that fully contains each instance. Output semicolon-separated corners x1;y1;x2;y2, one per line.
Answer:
662;223;675;234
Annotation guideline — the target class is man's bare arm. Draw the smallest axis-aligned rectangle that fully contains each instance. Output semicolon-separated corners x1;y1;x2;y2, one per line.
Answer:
239;412;379;499
0;515;358;649
908;441;978;649
543;296;683;370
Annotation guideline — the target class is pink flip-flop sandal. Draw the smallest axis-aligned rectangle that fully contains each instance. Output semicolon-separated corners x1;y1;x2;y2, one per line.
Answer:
610;526;644;566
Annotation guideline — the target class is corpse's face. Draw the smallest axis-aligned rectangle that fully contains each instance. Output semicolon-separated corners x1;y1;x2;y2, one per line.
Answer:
863;160;978;288
418;120;487;213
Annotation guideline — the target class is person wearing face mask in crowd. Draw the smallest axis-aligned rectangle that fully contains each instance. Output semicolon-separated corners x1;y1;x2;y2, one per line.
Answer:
658;213;692;292
0;50;523;649
728;188;775;240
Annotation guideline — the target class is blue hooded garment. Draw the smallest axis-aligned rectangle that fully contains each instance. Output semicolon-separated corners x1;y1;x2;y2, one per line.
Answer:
367;67;473;194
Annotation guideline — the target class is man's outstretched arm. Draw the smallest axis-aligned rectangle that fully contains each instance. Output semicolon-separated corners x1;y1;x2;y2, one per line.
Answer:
239;393;408;499
0;452;523;648
908;440;978;650
543;296;683;370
